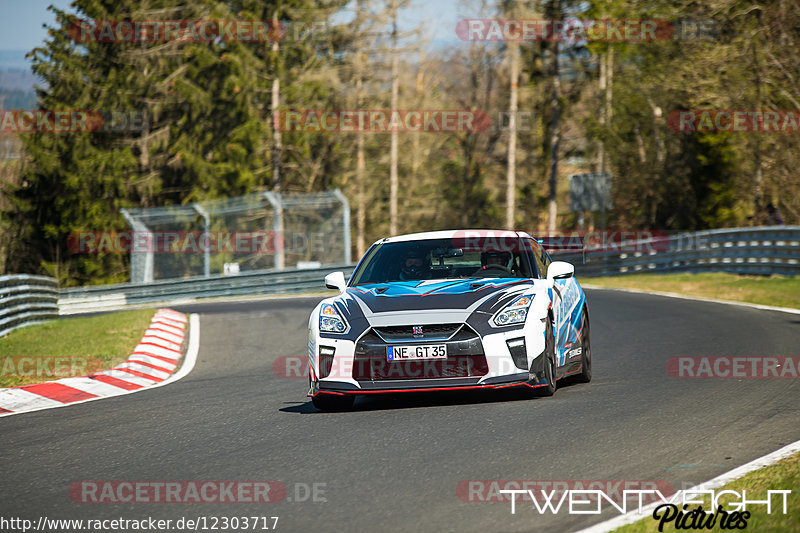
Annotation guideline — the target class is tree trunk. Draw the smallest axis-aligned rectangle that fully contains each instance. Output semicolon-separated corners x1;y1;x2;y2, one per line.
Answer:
604;47;613;171
547;0;561;232
271;11;284;269
355;0;366;257
506;37;519;230
389;0;399;235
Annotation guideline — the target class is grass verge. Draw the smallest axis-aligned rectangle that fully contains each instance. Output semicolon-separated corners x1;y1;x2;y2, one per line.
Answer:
0;309;156;388
583;272;800;310
611;452;800;532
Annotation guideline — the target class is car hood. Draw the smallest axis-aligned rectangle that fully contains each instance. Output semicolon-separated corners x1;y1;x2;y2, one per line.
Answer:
344;278;532;315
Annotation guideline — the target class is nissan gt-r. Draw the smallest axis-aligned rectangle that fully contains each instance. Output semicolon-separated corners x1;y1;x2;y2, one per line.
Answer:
307;229;591;410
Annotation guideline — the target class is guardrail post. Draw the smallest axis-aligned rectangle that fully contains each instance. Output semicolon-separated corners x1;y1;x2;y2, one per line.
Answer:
332;188;352;265
193;204;211;277
263;191;285;270
121;208;154;283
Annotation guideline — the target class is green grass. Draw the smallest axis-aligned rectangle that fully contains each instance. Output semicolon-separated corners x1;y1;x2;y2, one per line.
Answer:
583;272;800;310
611;453;800;532
0;309;156;388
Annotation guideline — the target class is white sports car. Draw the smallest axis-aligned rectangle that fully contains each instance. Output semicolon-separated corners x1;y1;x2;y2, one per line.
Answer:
307;230;591;410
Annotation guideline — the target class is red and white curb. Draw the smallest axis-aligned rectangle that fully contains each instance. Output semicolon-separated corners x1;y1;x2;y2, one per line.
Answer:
0;309;199;417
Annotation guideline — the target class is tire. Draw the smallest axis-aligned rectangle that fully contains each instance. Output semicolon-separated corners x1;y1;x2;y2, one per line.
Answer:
535;317;558;397
574;308;592;383
311;393;355;411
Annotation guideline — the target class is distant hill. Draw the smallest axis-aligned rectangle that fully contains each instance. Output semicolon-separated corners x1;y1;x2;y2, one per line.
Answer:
0;67;39;92
0;51;39;110
0;89;37;110
0;50;32;71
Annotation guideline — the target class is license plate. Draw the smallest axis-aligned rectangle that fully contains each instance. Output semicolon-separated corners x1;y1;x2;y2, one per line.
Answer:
387;344;447;361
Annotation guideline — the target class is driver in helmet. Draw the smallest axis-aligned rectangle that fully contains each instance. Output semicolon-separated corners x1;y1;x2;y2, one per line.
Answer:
479;250;514;274
399;248;431;280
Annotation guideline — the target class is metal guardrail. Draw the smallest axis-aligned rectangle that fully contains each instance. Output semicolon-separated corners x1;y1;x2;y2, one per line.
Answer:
550;226;800;277
0;274;60;336
58;264;355;315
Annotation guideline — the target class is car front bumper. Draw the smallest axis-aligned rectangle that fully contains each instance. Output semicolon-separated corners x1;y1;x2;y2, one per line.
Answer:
308;322;549;396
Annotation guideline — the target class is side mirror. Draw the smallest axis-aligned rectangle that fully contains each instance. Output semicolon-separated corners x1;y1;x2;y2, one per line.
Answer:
324;271;347;292
546;261;574;282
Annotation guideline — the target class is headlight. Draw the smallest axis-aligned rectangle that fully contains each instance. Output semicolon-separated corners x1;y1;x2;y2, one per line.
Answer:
493;295;533;326
319;303;348;333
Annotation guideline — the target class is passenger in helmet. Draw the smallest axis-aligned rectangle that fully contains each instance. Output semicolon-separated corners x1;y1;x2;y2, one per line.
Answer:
479;250;514;275
399;248;431;280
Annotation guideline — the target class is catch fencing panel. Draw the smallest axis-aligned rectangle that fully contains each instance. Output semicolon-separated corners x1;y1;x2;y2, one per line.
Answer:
122;190;350;283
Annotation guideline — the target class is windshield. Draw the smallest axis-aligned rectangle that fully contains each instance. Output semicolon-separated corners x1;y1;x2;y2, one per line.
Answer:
350;238;534;285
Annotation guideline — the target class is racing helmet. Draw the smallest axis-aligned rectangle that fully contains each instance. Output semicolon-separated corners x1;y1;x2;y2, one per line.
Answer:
400;247;430;279
481;250;513;270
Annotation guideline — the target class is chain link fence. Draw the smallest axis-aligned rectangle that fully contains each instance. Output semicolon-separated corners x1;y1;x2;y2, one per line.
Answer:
121;190;350;283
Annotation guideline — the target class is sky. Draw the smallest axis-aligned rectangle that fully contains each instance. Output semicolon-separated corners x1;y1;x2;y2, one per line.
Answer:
0;0;72;52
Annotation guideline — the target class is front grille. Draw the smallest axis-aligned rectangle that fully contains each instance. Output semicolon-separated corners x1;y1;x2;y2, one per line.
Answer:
373;323;461;342
353;324;487;381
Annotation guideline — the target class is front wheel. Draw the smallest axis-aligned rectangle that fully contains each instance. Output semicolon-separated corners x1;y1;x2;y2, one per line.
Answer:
311;393;355;411
573;308;592;383
534;317;557;397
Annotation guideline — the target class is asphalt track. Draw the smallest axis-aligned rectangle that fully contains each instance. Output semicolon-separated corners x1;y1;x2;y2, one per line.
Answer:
2;289;799;532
